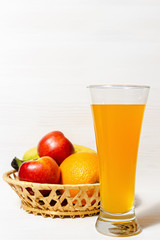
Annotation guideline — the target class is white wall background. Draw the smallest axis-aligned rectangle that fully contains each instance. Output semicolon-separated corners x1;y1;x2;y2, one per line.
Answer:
0;0;160;172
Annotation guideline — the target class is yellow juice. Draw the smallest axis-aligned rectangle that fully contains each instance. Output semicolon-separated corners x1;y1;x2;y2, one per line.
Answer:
91;104;145;213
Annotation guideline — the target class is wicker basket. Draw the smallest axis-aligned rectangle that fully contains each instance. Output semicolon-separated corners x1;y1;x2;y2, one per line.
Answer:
3;170;100;218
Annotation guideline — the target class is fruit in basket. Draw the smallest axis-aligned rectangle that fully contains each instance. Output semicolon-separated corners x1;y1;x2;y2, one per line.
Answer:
37;131;74;165
18;156;60;184
11;157;24;171
73;144;96;154
60;152;99;197
11;144;96;171
11;147;40;171
22;146;40;161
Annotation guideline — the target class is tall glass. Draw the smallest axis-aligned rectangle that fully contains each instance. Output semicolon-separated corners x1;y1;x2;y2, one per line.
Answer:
88;85;150;237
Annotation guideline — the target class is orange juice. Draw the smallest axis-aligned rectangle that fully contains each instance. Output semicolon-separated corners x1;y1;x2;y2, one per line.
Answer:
91;104;145;213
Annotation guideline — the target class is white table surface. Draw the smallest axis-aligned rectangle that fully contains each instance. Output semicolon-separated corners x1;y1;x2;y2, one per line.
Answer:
1;150;160;240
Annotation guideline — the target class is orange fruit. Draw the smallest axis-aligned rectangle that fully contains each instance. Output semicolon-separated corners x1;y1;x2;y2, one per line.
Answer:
60;152;99;199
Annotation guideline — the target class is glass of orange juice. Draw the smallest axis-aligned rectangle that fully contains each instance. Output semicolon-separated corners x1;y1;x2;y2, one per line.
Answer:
88;85;150;237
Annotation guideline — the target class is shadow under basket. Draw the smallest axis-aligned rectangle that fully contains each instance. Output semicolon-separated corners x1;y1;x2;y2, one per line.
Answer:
3;170;100;218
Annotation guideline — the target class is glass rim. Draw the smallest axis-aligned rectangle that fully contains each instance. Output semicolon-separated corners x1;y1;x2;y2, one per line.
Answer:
87;84;150;89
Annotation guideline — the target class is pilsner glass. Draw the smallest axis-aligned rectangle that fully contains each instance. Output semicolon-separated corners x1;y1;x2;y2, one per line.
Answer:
88;85;150;237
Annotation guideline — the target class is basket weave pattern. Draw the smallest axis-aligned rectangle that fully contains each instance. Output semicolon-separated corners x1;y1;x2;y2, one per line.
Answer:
3;170;100;218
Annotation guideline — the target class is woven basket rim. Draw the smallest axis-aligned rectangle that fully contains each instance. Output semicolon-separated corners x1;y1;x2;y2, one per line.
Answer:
3;169;100;188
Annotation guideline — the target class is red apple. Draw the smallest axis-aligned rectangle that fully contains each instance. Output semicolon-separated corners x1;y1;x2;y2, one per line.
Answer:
37;131;74;165
18;156;60;184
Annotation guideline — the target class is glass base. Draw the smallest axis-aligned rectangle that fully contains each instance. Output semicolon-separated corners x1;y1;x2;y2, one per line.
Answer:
96;208;141;237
